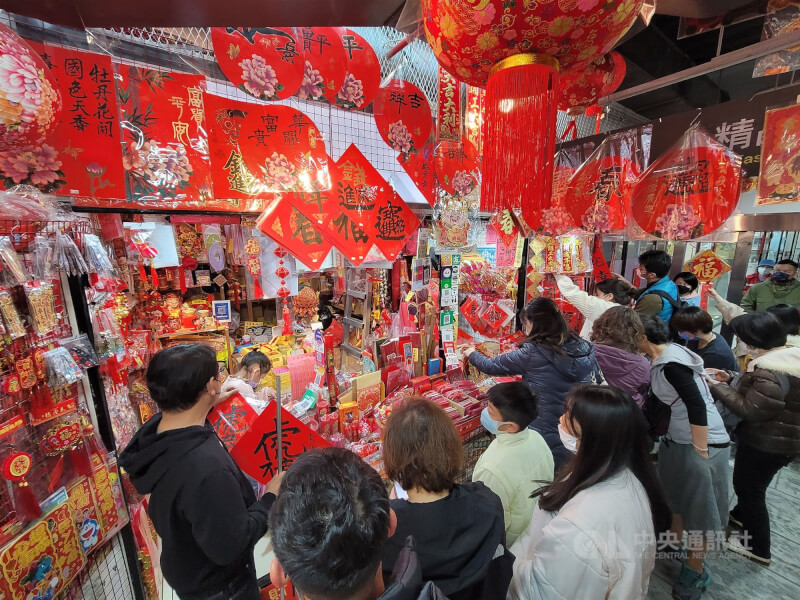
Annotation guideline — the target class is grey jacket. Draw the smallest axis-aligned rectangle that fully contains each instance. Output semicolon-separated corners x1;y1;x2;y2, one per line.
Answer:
650;344;729;445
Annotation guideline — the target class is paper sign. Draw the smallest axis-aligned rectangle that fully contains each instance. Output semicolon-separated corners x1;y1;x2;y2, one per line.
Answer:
212;300;232;323
208;393;259;449
230;401;330;484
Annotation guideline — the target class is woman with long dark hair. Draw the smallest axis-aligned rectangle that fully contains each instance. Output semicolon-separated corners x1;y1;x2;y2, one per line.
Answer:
555;274;634;339
465;298;603;470
508;385;671;600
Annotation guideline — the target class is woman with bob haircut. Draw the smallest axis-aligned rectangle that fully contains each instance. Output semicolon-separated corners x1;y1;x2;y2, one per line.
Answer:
381;397;513;600
590;306;651;408
708;312;800;566
465;297;603;471
670;306;737;371
509;384;671;600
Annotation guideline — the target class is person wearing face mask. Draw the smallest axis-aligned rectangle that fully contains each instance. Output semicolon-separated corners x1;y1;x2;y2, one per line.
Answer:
744;259;775;294
472;382;554;546
119;344;284;600
639;316;729;600
508;385;671;600
629;250;681;323
465;298;603;471
706;312;800;567
221;349;275;413
670;307;737;372
554;273;634;340
674;272;701;307
741;258;800;313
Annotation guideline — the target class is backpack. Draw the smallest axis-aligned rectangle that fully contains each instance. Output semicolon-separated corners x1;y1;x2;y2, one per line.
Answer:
642;386;679;438
646;289;691;317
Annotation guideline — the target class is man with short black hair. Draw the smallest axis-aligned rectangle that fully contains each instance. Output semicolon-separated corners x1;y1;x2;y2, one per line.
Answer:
741;258;800;313
119;344;282;600
632;249;681;323
473;382;554;546
268;447;444;600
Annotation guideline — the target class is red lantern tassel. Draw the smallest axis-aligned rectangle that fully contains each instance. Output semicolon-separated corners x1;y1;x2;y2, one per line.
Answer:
232;281;240;310
69;444;93;478
282;303;292;336
585;104;604;135
252;276;264;299
48;455;64;491
139;258;148;282
180;267;188;294
13;481;42;522
482;55;559;229
151;266;159;288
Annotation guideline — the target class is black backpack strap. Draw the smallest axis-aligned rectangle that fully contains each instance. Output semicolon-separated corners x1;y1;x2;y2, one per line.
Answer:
647;289;682;309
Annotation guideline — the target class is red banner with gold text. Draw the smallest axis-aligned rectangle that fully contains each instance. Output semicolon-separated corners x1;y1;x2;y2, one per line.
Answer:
437;67;461;142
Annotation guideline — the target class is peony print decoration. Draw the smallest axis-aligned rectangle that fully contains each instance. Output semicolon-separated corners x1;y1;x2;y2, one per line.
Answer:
632;123;742;240
0;24;61;152
238;104;329;194
114;67;216;210
335;29;381;111
204;93;273;211
295;27;348;104
22;42;125;200
211;27;305;102
434;138;480;198
373;79;432;160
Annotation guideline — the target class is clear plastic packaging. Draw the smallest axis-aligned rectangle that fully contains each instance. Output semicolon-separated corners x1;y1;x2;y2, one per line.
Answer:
0;288;25;339
43;346;85;387
24;281;58;337
0;236;31;286
61;333;100;369
53;230;89;277
83;234;118;280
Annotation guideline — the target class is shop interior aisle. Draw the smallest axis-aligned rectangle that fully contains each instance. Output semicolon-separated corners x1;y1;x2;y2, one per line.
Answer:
648;456;800;599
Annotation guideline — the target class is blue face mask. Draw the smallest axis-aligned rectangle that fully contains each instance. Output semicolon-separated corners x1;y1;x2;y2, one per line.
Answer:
678;332;698;341
480;407;513;435
772;272;791;284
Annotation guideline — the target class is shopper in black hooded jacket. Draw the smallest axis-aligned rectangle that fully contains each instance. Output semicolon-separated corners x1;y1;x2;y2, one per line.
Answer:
119;344;282;600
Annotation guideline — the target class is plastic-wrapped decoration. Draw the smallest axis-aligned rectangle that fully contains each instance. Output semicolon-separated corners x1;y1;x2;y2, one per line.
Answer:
24;282;58;337
0;237;31;286
42;346;84;387
53;231;89;277
0;289;25;339
632;122;741;240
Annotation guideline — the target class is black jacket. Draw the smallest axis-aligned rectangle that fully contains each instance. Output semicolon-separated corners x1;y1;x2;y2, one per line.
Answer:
118;415;275;596
382;482;514;600
381;537;449;600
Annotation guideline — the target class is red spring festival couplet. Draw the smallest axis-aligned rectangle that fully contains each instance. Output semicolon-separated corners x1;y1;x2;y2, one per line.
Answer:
422;0;644;230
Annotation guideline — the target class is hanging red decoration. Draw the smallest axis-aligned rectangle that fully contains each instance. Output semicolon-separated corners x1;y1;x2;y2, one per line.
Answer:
239;105;329;194
0;23;61;151
296;27;349;104
591;235;613;282
565;129;648;235
211;27;305;101
465;85;484;156
632;123;742;240
435;138;480;198
204;93;275;209
422;0;644;231
398;141;436;207
489;210;518;249
256;195;334;268
244;236;265;298
373;79;432;160
2;450;41;522
274;246;293;335
335;29;381;111
437;67;461;142
558;52;626;115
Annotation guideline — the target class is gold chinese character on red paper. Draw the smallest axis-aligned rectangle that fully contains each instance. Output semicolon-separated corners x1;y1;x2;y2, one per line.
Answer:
683;249;731;283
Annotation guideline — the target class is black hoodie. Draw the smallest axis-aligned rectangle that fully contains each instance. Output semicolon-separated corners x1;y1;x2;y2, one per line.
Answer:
381;482;513;600
119;414;275;596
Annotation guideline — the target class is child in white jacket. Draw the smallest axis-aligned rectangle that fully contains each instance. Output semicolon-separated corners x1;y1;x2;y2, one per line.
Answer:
508;384;671;600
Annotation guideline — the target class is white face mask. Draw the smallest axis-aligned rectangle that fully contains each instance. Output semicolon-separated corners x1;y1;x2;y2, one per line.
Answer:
558;424;580;454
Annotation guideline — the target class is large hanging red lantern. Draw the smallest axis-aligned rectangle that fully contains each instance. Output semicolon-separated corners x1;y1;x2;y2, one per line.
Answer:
0;23;61;151
558;52;626;115
632;123;742;240
422;0;644;229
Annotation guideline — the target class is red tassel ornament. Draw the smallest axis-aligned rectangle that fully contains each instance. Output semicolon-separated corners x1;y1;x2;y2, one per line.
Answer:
151;265;160;288
68;443;92;478
2;452;41;522
482;54;559;231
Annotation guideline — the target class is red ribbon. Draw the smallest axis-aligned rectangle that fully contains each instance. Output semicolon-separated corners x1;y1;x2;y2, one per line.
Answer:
561;118;578;141
151;265;159;288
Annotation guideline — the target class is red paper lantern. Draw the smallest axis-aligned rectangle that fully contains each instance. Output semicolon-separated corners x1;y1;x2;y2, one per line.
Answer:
0;23;61;151
558;52;626;114
373;79;433;159
422;0;644;228
295;27;348;104
335;29;381;111
212;27;305;101
239;105;329;193
632;123;742;240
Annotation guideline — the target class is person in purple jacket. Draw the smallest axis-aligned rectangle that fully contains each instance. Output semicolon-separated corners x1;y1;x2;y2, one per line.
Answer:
590;306;651;408
465;298;603;471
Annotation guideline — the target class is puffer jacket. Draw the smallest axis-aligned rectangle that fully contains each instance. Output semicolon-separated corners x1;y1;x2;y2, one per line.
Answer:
468;335;603;470
711;346;800;456
593;344;651;407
